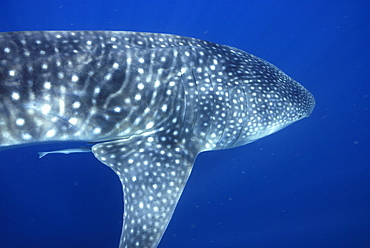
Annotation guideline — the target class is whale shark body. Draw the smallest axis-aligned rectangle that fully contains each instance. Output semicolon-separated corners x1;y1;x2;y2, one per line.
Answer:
0;31;315;248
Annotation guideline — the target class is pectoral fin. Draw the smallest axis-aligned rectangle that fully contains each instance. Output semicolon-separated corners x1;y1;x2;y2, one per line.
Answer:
92;132;199;248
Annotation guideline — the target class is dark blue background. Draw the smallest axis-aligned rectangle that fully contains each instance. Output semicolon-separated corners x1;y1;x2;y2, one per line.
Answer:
0;1;369;247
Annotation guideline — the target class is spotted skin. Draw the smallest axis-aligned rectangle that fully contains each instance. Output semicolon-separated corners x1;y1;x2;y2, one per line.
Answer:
0;31;315;248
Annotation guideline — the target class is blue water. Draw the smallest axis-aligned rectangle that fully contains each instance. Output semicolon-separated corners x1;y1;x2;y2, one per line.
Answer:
0;1;369;247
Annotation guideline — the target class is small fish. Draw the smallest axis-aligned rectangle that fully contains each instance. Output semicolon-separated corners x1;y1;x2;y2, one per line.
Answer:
38;147;91;158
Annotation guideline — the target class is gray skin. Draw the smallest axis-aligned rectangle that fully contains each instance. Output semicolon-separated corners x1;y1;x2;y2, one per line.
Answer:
0;31;315;248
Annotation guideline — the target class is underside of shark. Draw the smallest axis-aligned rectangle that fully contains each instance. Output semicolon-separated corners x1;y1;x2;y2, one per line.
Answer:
0;31;315;248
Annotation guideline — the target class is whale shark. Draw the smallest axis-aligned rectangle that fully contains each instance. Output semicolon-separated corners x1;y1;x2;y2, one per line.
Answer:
0;31;315;248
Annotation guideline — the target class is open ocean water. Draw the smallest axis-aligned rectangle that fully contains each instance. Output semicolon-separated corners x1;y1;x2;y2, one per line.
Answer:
0;1;369;247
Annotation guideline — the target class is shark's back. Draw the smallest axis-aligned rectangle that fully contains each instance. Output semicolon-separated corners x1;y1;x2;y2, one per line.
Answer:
0;31;211;147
